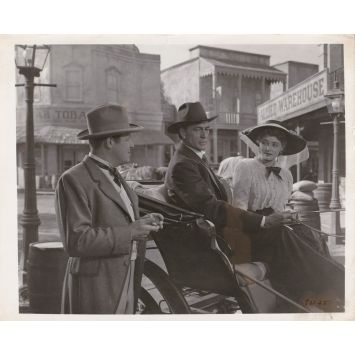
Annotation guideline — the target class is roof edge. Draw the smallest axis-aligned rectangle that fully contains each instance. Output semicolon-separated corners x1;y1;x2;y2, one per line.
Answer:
189;45;271;59
161;57;199;73
273;60;319;67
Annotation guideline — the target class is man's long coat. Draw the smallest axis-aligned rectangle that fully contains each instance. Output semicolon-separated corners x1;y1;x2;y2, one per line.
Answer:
165;143;262;257
55;155;145;314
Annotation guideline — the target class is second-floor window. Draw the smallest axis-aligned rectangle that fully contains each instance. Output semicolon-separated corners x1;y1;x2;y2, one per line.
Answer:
65;66;83;102
255;93;263;106
106;68;120;104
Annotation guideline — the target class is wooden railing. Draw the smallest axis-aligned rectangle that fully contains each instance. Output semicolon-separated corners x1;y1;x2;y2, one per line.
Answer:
215;112;257;130
218;112;240;125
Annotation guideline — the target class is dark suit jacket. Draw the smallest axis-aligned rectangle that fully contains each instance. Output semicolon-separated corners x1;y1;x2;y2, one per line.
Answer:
55;155;145;314
165;142;262;233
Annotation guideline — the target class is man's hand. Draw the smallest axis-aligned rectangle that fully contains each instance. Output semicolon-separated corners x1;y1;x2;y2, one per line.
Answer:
130;213;164;239
264;211;294;228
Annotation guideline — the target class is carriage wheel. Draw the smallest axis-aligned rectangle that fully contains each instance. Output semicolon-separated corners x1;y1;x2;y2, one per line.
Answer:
142;259;192;314
137;287;162;314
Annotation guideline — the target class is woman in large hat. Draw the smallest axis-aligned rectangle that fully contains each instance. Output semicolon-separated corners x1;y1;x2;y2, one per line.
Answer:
229;120;344;312
232;120;306;212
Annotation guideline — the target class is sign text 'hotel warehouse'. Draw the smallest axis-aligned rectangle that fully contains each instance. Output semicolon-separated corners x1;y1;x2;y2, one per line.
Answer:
257;70;327;123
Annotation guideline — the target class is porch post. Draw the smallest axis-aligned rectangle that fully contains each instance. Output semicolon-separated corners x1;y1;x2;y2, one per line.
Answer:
237;74;242;121
40;143;45;176
212;69;219;163
213;128;218;164
237;132;242;155
296;125;301;181
261;76;266;103
212;70;216;112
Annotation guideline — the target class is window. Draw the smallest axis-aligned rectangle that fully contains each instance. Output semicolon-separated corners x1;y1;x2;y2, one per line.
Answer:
65;65;83;102
242;79;259;114
106;68;120;104
255;93;262;105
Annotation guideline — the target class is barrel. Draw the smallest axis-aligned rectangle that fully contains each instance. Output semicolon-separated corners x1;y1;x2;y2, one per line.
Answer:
27;241;68;314
289;198;321;230
313;183;332;211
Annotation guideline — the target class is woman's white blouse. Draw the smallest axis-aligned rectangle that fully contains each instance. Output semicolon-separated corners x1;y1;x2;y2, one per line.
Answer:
231;158;293;212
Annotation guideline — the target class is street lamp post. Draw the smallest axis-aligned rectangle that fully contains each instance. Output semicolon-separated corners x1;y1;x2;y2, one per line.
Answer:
324;80;345;236
15;45;55;287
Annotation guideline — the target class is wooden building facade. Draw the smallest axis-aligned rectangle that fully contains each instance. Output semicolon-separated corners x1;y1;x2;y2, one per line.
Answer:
16;45;173;188
161;45;287;163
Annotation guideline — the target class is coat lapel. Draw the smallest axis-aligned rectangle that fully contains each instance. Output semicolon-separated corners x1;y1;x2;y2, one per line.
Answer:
178;144;226;200
83;156;134;220
120;178;140;219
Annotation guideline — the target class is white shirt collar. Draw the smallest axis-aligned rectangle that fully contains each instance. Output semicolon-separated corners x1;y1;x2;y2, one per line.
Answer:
89;152;116;168
183;143;205;160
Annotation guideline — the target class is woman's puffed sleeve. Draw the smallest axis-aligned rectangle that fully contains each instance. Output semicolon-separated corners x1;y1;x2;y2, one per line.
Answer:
231;159;252;210
284;168;293;196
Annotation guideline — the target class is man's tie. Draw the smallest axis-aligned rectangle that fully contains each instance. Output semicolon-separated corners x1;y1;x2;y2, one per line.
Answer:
90;157;124;187
265;166;282;180
201;154;208;164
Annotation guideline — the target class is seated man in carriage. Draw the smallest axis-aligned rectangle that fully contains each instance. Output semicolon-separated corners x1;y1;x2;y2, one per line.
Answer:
164;102;292;241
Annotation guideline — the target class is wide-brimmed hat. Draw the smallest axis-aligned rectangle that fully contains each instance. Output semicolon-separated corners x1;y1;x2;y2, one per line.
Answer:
242;120;306;155
167;102;217;134
77;104;143;140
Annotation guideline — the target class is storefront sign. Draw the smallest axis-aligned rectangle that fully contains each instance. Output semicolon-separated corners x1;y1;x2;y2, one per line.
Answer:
16;106;90;128
257;70;328;123
36;108;87;121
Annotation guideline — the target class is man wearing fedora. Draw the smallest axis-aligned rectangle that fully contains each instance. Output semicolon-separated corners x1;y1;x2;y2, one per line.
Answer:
55;104;164;314
165;102;292;244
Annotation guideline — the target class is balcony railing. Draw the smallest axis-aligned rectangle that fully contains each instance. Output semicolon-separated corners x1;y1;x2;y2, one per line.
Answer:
214;112;257;130
218;112;240;125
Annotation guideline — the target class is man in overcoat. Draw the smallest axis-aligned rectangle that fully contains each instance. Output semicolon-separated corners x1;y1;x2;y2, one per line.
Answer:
55;104;163;314
165;102;292;262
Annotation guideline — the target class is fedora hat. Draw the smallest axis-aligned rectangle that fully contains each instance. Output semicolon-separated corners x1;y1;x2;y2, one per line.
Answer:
167;102;217;134
242;120;306;155
77;104;143;140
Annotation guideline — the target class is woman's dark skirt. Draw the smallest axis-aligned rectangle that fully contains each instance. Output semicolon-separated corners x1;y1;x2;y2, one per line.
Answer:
250;218;345;312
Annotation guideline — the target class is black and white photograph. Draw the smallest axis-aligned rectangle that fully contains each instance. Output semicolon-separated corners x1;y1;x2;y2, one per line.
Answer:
0;34;354;321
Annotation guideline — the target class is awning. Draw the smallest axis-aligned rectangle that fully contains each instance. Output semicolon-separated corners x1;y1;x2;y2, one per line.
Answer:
200;57;286;82
17;126;174;146
17;125;86;145
131;129;174;146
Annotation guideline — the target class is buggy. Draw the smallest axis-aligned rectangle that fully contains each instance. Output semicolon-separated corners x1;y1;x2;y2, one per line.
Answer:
136;183;328;314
